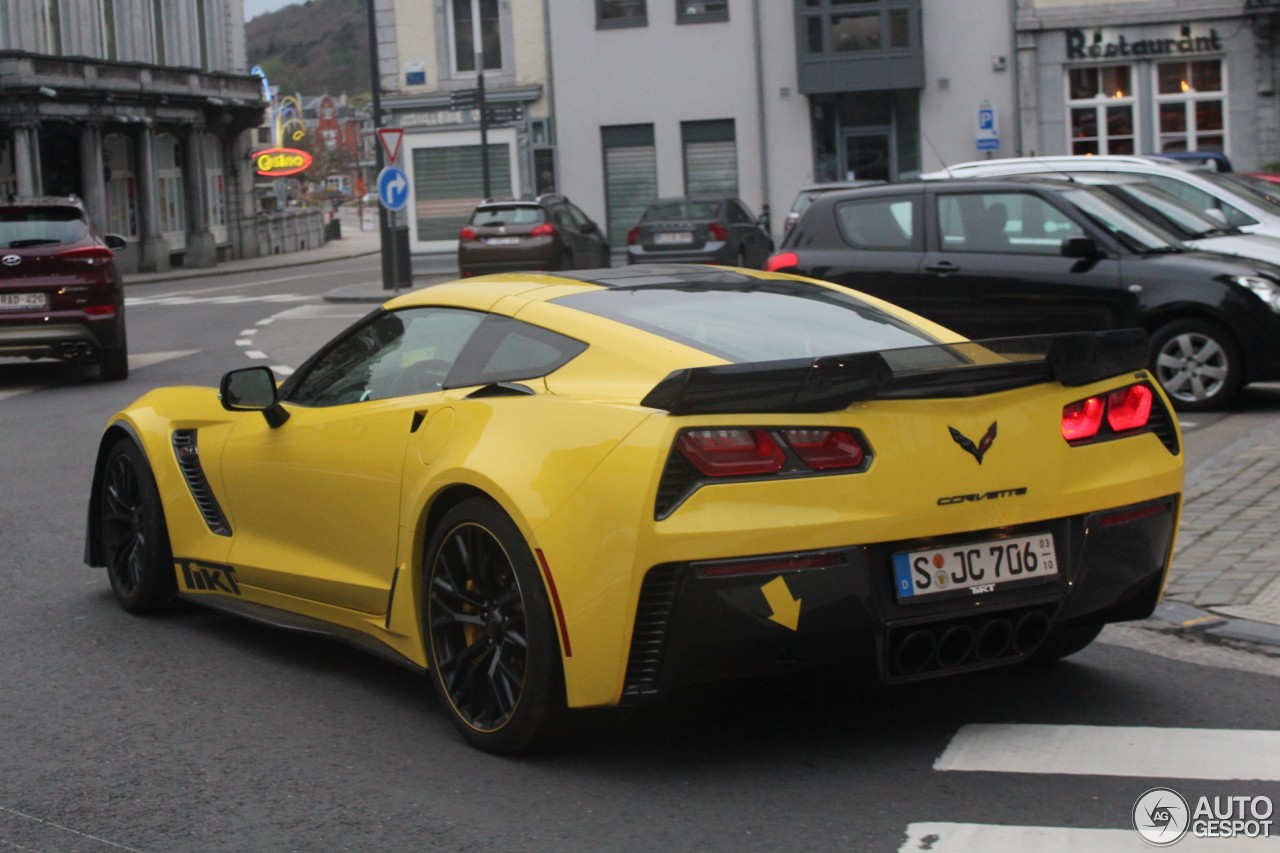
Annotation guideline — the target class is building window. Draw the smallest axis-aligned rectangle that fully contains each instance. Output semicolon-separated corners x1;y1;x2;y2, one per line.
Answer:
100;0;117;60
601;124;656;249
38;0;62;54
1066;65;1135;155
204;135;226;234
1155;59;1225;153
151;0;165;64
803;1;912;54
598;0;646;29
676;1;727;25
195;0;209;70
103;134;137;238
682;119;738;197
155;134;185;239
450;0;501;73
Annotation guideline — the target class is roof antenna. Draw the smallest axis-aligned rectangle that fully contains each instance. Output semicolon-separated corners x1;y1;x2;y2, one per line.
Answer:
923;133;952;177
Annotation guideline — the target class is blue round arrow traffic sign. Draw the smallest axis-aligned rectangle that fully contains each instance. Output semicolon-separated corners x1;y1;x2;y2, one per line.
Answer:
377;166;410;212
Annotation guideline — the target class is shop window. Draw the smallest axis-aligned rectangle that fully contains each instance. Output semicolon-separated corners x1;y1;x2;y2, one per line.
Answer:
1155;59;1225;153
598;0;646;29
449;0;501;74
103;134;137;238
676;1;728;24
1066;65;1135;155
204;135;226;233
155;134;185;239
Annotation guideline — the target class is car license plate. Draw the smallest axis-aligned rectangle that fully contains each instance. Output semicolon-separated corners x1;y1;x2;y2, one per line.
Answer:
484;237;520;246
893;532;1058;600
654;232;693;245
0;293;47;311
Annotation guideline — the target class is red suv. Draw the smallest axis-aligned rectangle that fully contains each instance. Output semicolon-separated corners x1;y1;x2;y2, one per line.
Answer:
0;198;128;380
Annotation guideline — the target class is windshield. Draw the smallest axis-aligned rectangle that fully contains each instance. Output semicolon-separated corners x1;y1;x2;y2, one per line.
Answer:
643;200;722;222
1200;170;1280;214
1103;182;1230;239
469;205;545;227
1059;187;1185;253
1220;173;1280;209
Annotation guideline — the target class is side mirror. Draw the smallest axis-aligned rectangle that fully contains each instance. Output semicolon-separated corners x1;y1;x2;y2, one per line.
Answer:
1061;236;1100;259
220;366;289;427
103;234;127;251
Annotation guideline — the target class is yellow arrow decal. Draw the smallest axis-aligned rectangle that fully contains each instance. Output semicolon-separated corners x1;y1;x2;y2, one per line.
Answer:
761;576;802;631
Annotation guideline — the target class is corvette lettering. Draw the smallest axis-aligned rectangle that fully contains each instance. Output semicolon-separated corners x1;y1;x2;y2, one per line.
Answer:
937;487;1028;506
253;147;313;177
177;559;241;595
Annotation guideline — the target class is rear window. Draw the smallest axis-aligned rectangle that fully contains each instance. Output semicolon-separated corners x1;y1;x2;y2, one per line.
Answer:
554;276;941;363
470;205;546;227
0;208;89;248
643;201;722;222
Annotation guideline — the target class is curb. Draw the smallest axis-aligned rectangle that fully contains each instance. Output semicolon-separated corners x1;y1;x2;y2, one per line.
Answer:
1142;601;1280;654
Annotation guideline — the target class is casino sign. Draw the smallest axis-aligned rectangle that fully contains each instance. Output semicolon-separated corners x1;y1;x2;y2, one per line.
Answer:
254;147;313;177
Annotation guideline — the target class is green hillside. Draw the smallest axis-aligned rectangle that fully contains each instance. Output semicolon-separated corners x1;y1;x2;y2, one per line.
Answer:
246;0;371;99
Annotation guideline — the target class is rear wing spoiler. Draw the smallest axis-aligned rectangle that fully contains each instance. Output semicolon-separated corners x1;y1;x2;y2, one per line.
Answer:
640;329;1148;415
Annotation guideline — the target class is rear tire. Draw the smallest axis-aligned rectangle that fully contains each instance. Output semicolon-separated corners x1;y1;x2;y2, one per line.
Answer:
99;339;129;381
424;497;567;754
1149;318;1241;411
100;438;176;613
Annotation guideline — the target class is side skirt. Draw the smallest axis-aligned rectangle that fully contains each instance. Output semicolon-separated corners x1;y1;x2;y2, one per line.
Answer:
179;592;426;673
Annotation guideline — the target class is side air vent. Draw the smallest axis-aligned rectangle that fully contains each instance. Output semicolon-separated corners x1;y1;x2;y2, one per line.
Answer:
621;564;681;701
1147;388;1181;456
172;430;232;536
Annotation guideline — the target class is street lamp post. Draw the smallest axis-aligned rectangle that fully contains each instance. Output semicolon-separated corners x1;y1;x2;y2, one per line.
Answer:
471;0;490;199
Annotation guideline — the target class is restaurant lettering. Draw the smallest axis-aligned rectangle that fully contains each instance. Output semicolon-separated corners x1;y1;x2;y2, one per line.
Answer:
1066;28;1222;61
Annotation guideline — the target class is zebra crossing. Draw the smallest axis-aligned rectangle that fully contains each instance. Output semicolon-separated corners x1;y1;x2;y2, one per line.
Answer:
899;724;1280;851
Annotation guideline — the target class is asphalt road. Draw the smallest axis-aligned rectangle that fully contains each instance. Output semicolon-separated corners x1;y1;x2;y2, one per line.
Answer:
1;258;1278;852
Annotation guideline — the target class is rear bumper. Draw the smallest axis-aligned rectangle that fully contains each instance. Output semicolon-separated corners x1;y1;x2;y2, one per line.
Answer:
0;315;124;359
621;495;1178;702
626;242;731;265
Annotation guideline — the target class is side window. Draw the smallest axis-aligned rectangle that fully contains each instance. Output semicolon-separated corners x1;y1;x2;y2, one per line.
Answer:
552;206;575;230
448;315;587;387
834;196;919;250
937;192;1081;254
727;202;752;224
1144;175;1258;228
285;308;484;406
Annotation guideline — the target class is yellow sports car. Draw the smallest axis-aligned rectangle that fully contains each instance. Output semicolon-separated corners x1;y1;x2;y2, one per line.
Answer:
85;265;1183;753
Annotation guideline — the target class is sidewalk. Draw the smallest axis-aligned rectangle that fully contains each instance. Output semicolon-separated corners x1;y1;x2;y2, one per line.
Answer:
125;233;1280;650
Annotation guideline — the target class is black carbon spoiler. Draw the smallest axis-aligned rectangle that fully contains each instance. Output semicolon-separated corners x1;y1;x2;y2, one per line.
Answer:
640;329;1149;415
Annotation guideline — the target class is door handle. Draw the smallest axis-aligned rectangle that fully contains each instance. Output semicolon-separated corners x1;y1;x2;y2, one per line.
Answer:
924;261;960;275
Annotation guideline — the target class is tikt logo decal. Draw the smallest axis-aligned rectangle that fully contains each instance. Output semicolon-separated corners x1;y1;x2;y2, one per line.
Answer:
177;559;241;595
949;422;997;464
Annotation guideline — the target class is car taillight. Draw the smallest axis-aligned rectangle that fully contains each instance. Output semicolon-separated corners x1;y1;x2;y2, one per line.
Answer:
83;305;117;317
1062;383;1154;442
459;226;476;240
764;251;798;272
708;223;728;241
627;226;639;245
676;429;785;477
54;246;114;266
781;428;865;470
1106;384;1153;432
531;223;555;237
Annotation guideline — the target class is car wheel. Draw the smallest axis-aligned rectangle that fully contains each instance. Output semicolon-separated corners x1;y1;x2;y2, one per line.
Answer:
1149;318;1242;411
100;437;176;614
424;497;566;754
1035;623;1103;662
99;341;129;381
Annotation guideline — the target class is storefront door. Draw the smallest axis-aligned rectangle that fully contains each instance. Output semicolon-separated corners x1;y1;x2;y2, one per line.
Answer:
841;129;893;182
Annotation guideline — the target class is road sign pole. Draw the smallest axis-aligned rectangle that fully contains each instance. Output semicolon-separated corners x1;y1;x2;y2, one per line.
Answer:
471;0;490;199
365;0;396;291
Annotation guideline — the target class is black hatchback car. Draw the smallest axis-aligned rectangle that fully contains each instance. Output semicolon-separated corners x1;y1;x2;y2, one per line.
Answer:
458;194;611;276
768;178;1280;410
0;197;128;380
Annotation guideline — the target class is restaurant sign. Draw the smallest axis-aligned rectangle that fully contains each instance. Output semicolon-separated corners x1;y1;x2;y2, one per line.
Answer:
254;147;313;177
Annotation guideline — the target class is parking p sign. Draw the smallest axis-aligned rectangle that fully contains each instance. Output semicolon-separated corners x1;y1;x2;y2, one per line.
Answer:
976;102;1000;152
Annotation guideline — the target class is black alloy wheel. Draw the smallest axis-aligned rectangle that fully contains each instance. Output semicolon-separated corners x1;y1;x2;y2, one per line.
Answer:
424;497;565;753
100;437;176;613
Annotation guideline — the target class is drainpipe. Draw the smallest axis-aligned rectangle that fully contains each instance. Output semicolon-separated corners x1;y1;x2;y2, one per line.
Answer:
752;0;772;239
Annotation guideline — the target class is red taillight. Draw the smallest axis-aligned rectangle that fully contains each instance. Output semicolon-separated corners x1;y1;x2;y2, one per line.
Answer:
781;428;865;470
531;223;555;237
1106;384;1153;432
1061;396;1105;441
54;246;114;266
677;429;785;477
83;305;117;317
708;222;728;242
459;226;476;240
699;552;843;578
765;251;798;273
627;226;639;245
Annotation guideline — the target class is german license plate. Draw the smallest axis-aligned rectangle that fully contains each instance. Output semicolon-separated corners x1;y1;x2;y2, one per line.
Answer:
654;232;693;245
893;532;1058;600
485;237;520;246
0;293;47;311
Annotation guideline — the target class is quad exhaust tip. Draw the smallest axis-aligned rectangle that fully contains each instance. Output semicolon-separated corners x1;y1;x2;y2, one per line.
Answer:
887;606;1053;678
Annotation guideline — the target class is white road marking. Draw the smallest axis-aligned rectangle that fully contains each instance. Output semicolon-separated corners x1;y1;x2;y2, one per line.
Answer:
935;724;1280;781
899;822;1255;852
0;387;35;402
255;318;274;326
244;350;269;360
272;365;295;376
239;328;258;336
126;293;313;307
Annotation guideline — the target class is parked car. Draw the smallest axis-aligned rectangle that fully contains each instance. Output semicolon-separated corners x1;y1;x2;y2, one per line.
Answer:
923;155;1280;240
1007;172;1280;268
626;196;772;267
767;178;1280;410
783;181;883;233
86;263;1182;754
1154;151;1233;172
458;194;610;276
0;196;128;380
